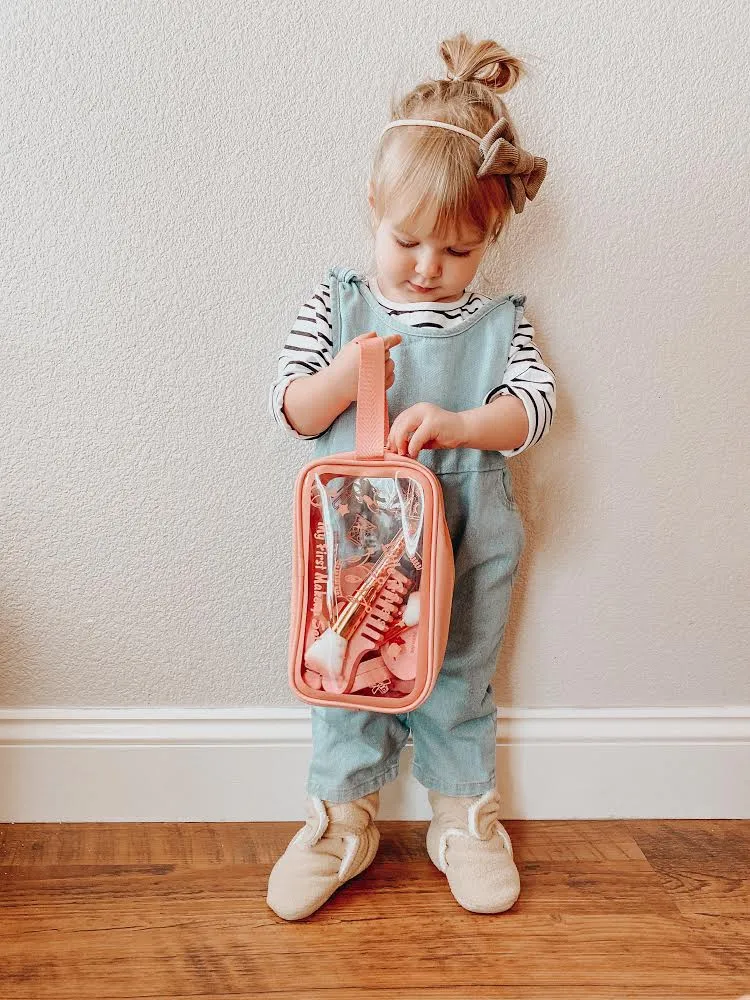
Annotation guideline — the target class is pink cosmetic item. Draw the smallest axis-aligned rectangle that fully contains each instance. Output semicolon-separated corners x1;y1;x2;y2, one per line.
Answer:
301;667;323;690
381;623;419;681
387;675;416;695
350;653;392;693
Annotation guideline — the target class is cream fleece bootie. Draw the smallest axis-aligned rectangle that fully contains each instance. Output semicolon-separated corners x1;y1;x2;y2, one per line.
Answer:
266;791;380;921
426;788;520;914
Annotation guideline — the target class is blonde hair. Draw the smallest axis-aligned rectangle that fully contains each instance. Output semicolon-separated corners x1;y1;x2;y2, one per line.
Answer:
369;33;531;244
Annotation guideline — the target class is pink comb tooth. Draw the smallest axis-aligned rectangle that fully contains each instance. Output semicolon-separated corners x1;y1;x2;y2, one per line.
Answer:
360;589;402;641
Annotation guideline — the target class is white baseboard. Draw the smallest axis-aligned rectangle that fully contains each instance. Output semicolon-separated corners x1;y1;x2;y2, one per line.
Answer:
0;707;748;822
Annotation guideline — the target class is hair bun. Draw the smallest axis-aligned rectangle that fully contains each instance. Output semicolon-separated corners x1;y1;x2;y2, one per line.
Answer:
439;32;526;93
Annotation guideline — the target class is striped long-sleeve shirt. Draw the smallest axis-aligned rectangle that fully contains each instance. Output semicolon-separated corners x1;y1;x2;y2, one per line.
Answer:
268;273;556;457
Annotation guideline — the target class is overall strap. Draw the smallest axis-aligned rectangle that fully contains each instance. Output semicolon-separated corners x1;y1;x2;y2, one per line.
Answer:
329;266;359;285
327;267;361;356
353;334;389;460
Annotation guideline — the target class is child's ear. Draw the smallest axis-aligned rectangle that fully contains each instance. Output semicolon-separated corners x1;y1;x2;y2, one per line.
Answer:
367;180;375;210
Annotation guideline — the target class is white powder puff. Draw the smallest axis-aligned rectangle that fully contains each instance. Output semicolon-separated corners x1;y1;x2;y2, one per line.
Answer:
402;591;420;626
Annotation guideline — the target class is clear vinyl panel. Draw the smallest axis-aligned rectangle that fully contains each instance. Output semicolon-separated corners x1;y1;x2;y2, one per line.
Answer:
302;473;425;700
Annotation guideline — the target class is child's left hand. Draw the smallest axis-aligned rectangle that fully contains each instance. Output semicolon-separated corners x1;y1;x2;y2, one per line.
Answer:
386;403;467;458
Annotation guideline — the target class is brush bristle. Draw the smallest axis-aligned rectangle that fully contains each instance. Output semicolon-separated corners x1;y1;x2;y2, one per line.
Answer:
304;628;347;682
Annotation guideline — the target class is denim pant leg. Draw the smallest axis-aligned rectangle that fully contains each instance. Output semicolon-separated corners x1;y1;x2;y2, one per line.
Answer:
409;619;503;797
307;706;411;802
410;467;524;797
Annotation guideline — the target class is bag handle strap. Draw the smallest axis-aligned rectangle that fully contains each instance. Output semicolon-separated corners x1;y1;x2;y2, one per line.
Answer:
353;333;390;460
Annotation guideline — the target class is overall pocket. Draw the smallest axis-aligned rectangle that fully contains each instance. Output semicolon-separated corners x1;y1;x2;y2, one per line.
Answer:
495;465;518;511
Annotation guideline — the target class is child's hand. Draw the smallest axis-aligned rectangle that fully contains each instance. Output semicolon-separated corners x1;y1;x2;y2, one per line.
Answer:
387;403;467;458
329;332;402;405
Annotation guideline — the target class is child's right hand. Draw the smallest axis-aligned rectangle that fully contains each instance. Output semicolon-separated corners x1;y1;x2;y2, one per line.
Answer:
330;332;402;404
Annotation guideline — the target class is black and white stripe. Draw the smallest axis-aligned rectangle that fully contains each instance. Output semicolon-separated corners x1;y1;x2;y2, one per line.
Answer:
269;279;556;455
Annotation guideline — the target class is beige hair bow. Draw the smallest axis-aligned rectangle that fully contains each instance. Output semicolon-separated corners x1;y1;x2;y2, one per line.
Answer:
477;117;548;214
380;116;548;214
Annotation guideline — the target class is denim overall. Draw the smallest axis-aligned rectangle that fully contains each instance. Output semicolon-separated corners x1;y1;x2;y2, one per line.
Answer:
307;266;526;800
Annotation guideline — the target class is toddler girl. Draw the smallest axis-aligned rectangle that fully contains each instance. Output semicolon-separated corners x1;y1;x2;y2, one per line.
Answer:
267;32;556;921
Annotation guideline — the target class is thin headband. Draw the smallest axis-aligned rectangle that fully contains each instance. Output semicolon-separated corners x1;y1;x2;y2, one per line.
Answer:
379;117;547;214
381;119;486;143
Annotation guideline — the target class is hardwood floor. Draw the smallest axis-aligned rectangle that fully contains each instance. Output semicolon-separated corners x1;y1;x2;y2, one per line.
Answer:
1;820;749;999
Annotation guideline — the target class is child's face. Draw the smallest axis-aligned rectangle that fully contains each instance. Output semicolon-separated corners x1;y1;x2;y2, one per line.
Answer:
369;200;493;304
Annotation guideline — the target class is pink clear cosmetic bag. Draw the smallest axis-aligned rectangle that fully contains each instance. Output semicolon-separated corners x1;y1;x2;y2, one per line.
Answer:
288;333;455;713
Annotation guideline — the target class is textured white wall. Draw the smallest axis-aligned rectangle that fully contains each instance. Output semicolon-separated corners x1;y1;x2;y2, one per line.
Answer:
1;1;747;709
